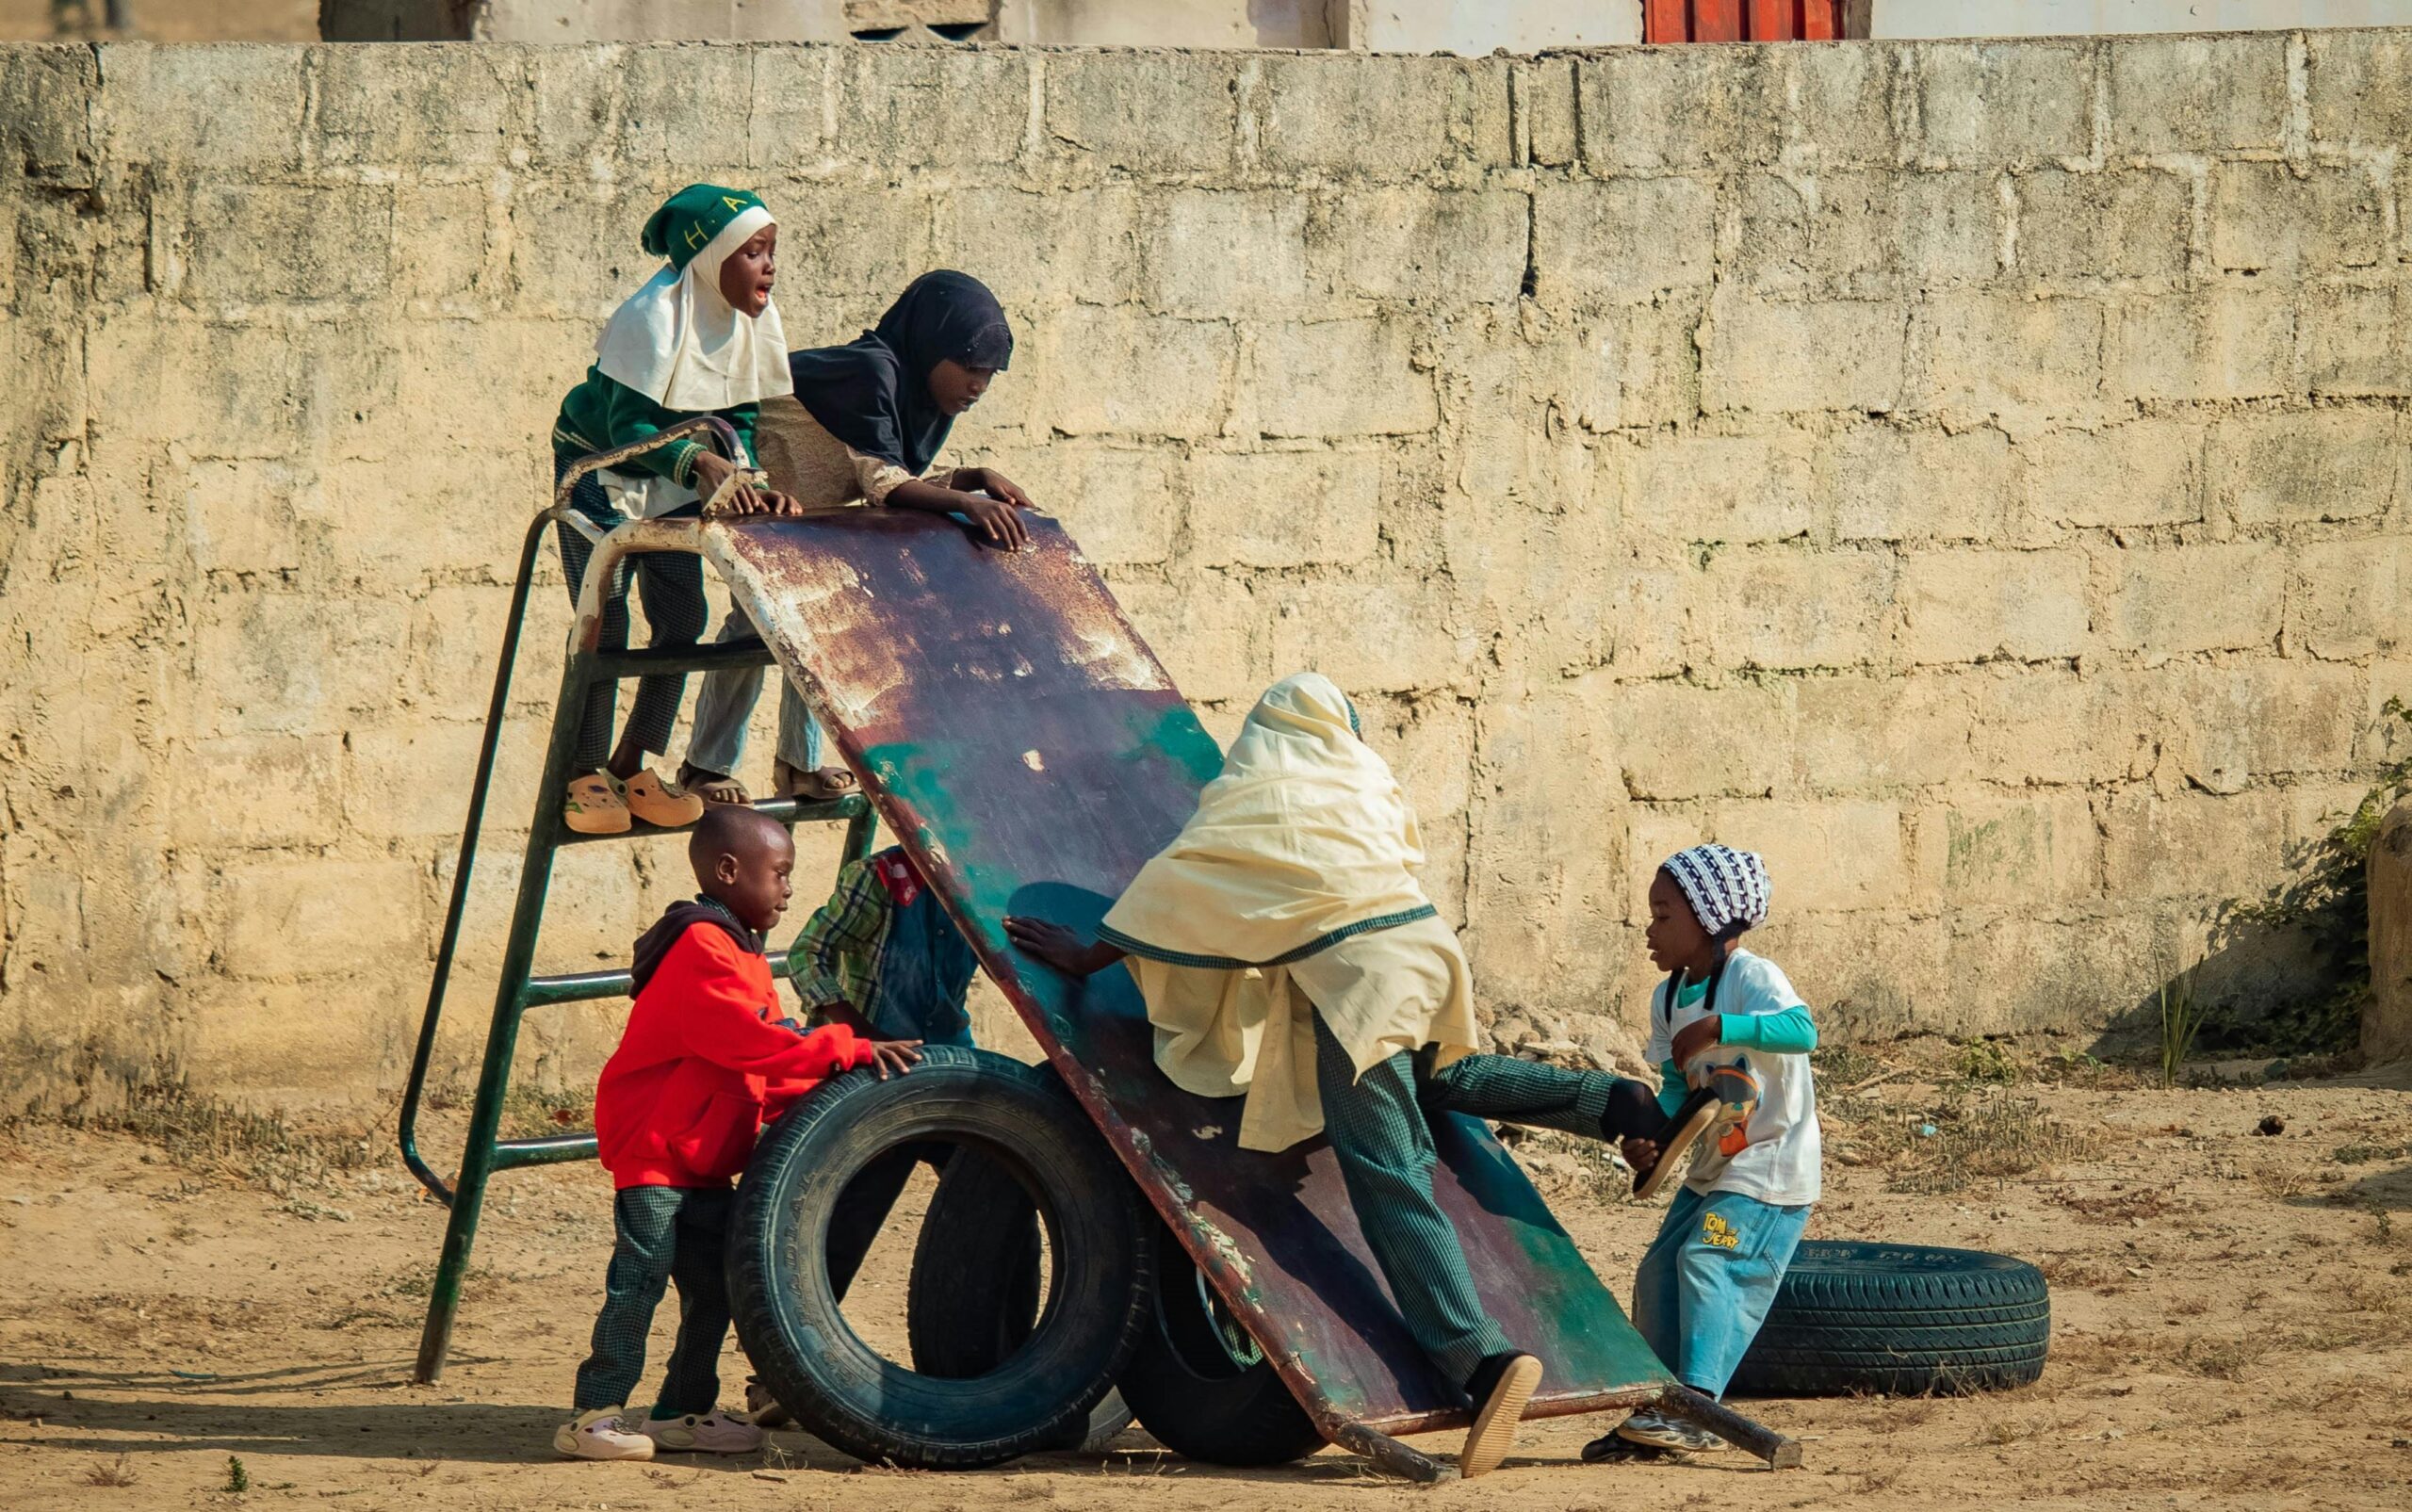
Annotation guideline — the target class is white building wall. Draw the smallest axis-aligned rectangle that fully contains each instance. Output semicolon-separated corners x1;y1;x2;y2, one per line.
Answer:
1353;1;1642;50
1873;0;2412;39
993;0;1336;46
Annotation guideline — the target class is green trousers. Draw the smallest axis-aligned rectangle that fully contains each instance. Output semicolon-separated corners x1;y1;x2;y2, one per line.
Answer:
1310;1010;1656;1385
572;1185;733;1416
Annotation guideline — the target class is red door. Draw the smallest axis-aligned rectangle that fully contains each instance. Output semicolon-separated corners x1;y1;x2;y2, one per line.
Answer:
1645;1;1845;41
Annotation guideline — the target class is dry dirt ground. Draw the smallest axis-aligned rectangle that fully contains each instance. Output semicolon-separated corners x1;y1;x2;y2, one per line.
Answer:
4;1053;2409;1512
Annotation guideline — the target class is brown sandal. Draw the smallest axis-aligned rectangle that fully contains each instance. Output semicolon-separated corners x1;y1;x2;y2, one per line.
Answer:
1633;1086;1722;1202
676;762;751;806
774;758;857;802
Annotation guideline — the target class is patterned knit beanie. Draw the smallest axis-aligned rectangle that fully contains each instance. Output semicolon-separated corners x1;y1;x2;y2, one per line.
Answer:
1659;843;1771;940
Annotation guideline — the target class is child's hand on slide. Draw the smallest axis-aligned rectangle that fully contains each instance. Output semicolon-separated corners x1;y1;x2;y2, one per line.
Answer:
693;454;801;517
864;1039;923;1080
957;466;1035;512
957;492;1032;552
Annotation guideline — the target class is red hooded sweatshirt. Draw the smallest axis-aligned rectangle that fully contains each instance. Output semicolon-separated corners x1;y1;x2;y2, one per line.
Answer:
595;903;876;1189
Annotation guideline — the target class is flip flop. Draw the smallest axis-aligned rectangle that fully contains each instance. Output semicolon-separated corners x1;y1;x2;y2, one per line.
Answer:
775;758;858;802
1632;1085;1721;1201
796;768;857;801
677;763;751;806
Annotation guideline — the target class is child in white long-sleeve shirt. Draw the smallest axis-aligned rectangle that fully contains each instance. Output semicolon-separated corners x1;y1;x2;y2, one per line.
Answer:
1597;844;1821;1457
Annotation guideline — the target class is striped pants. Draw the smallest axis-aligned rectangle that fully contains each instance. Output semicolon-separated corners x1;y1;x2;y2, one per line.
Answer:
572;1185;733;1416
551;455;709;772
1310;1010;1659;1386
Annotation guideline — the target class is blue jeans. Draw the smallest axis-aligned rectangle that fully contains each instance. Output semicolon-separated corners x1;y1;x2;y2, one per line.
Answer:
1632;1186;1810;1396
685;608;824;776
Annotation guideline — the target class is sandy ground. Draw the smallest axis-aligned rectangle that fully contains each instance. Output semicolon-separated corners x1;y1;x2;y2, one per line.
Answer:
3;1058;2409;1512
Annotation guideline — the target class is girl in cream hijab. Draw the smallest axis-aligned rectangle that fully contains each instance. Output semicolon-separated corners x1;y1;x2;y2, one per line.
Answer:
1006;673;1690;1479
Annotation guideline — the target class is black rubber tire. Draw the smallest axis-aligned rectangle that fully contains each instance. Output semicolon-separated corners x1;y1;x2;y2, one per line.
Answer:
905;1146;1136;1453
727;1046;1153;1469
1116;1218;1326;1467
1728;1240;2050;1397
904;1146;1045;1376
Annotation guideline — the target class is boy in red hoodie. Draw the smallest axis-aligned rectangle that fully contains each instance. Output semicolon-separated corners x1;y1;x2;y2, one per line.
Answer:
555;805;921;1462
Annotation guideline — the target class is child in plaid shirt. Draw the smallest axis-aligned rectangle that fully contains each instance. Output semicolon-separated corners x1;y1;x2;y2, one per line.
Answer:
742;843;985;1426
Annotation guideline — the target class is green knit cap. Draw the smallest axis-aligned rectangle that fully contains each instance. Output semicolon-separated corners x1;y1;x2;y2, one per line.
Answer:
641;184;771;272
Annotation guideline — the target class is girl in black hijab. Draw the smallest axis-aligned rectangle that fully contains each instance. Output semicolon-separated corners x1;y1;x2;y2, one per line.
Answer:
683;271;1038;804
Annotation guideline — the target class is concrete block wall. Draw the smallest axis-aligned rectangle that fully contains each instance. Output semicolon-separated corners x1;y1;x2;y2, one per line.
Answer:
4;32;2409;1106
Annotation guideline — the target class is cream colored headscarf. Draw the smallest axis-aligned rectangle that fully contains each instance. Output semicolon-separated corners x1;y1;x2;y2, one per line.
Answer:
595;203;793;415
1102;674;1481;1152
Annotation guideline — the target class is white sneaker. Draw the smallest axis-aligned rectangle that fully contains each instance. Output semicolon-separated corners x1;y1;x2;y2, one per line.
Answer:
1614;1408;1723;1453
554;1406;656;1461
640;1408;764;1455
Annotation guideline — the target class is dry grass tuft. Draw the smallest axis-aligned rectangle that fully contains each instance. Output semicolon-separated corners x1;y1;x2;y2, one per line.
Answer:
2176;1334;2272;1380
2049;1186;2175;1225
2250;1165;2315;1201
497;1083;594;1141
1828;1088;2101;1195
83;1455;138;1488
67;1071;369;1194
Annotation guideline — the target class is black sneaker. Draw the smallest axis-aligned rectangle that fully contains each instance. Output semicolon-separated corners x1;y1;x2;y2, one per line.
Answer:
1581;1431;1679;1463
1633;1086;1721;1200
1459;1350;1542;1478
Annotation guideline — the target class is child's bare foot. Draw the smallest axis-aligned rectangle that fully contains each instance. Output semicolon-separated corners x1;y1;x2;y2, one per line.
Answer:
677;761;750;806
773;757;857;802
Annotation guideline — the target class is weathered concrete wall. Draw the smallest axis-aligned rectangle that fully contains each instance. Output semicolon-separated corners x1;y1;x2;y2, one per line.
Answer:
4;33;2409;1106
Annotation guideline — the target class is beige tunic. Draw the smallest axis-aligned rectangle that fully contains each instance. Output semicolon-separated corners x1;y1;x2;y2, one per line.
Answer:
751;394;948;510
1127;913;1477;1154
1100;675;1482;1154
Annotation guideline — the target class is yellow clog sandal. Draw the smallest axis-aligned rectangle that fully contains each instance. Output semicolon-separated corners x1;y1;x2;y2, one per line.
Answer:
625;769;705;828
563;772;631;836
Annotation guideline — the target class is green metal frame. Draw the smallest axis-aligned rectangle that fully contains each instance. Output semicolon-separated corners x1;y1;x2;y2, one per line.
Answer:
398;418;875;1385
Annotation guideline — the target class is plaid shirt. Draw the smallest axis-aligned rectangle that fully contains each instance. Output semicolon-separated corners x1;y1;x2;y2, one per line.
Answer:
790;854;897;1029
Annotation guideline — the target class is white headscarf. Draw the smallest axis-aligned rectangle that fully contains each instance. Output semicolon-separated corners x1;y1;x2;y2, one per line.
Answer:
1100;674;1434;967
594;203;793;414
1102;674;1481;1153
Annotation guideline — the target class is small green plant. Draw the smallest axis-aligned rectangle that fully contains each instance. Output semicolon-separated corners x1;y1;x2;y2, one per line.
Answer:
223;1455;249;1494
1952;1039;2021;1085
2157;959;2209;1089
2333;1141;2411;1166
2214;696;2412;1057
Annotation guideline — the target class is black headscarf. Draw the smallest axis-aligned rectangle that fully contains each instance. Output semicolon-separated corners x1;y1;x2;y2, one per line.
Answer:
788;270;1014;477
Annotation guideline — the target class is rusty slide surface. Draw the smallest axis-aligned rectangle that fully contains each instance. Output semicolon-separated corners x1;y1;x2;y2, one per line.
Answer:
701;510;1673;1441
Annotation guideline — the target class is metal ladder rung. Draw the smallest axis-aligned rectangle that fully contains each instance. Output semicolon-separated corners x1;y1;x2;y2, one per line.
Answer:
523;950;794;1008
492;1132;599;1170
400;417;884;1388
552;793;870;850
593;642;776;678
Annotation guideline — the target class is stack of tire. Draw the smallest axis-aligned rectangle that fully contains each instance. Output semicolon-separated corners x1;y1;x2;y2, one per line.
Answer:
727;1047;2048;1469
